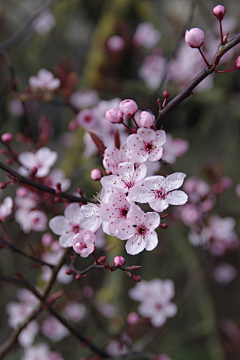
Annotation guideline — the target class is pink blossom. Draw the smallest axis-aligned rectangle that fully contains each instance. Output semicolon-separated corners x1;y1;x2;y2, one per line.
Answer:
185;28;205;48
212;263;237;285
106;340;128;356
133;22;161;48
213;5;226;21
101;162;147;194
235;56;240;69
20;343;64;360
103;143;133;174
18;320;39;348
129;278;177;327
8;99;24;117
129;172;188;212
41;316;69;341
138;50;166;90
119;99;138;116
6;302;34;329
0;196;13;221
41;233;54;246
49;203;99;247
71;230;96;257
44;169;71;192
139;111;155;128
183;176;211;203
16;209;48;233
107;35;125;51
180;204;202;226
69;89;99;110
63;301;86;322
126;128;166;163
162;134;189;164
235;183;240;197
32;10;56;35
76;108;98;130
29;69;60;91
115;205;160;255
99;193;133;235
18;147;57;178
97;302;117;318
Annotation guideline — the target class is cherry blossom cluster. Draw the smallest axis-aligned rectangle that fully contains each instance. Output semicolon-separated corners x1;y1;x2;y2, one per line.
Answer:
49;98;188;256
129;278;177;327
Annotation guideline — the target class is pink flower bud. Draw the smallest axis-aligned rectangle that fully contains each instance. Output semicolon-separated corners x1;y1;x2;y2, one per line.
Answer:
127;312;139;325
16;187;28;197
139;111;155;128
185;28;205;48
163;90;170;98
41;233;54;246
235;56;240;69
113;256;125;267
131;126;138;133
132;274;141;282
220;176;232;189
159;223;168;229
75;274;83;281
66;268;73;275
213;5;226;20
1;133;13;142
31;167;38;175
69;120;78;131
103;262;110;269
99;256;106;263
119;99;138;116
0;182;6;189
105;109;123;123
91;168;103;181
107;35;125;52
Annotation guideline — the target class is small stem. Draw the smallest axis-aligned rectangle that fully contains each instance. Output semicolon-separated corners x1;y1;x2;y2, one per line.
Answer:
122;122;132;133
132;115;139;128
0;223;11;243
215;67;236;73
198;48;210;67
92;252;98;263
219;20;223;44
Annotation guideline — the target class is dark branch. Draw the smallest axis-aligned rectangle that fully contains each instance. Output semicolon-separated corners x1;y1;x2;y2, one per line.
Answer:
0;0;59;53
0;239;54;268
155;32;240;129
0;161;90;204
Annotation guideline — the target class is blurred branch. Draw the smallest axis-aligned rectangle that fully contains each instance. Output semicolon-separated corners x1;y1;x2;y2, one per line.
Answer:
156;32;240;129
0;238;54;268
0;248;69;359
0;249;108;359
0;0;59;53
0;161;90;204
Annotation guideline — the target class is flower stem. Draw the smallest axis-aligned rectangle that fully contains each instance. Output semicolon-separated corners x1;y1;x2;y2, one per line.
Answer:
198;48;210;67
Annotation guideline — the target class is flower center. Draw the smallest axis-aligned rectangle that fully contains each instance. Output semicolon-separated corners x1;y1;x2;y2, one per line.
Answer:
145;142;153;153
154;188;167;199
76;241;87;250
155;303;163;310
120;207;128;218
136;225;147;236
72;225;80;234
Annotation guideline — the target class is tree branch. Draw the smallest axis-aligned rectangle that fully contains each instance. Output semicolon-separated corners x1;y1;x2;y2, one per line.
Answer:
0;0;59;53
155;32;240;129
0;161;90;204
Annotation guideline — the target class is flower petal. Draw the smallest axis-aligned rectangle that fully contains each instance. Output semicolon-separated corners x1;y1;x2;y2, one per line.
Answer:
166;190;188;205
165;172;186;191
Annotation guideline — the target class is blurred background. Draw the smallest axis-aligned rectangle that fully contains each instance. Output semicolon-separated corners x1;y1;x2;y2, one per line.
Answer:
0;1;240;359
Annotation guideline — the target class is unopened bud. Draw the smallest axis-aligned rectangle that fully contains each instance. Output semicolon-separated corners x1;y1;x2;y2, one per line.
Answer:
75;274;83;281
6;158;14;165
1;133;13;142
139;111;155;128
31;167;38;176
69;120;78;131
105;109;123;124
213;5;226;21
66;268;73;275
119;99;138;116
77;188;83;196
54;196;61;202
132;274;141;282
159;223;168;229
0;182;6;189
185;28;205;48
103;262;110;269
235;56;240;69
113;256;125;267
131;126;138;133
99;256;106;264
91;168;103;181
163;90;170;98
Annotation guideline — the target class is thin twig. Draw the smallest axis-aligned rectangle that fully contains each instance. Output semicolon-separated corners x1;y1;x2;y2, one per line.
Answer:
0;239;54;268
155;32;240;130
0;0;59;53
0;161;91;204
